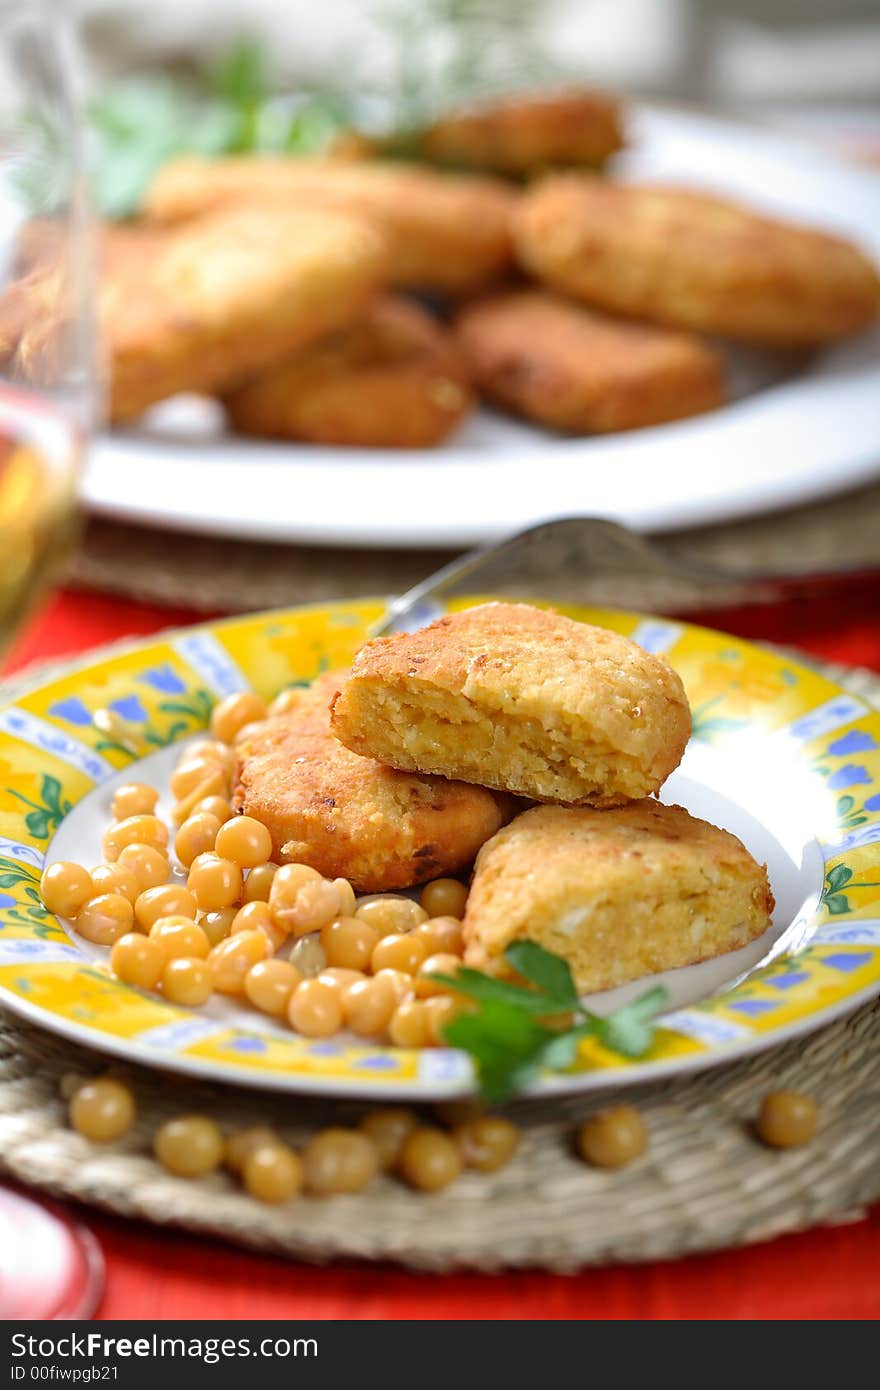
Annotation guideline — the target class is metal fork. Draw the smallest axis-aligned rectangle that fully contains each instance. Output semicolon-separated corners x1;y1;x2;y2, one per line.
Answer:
374;516;857;636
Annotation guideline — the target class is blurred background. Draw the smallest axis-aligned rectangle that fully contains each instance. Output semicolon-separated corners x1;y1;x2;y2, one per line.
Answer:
77;0;880;146
0;0;879;1323
0;0;877;639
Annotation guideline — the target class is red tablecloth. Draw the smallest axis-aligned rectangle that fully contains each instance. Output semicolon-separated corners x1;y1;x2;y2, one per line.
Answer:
5;584;880;1321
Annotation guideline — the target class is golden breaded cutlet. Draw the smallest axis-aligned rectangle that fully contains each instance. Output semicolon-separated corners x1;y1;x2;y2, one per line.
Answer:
513;175;880;345
224;294;473;448
463;802;774;993
405;87;624;176
96;206;387;422
233;671;517;892
330;603;691;806
144;157;517;294
455;289;725;433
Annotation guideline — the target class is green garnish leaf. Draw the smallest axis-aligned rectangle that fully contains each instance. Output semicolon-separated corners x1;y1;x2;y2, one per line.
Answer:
593;986;668;1059
505;939;579;1006
431;967;574;1017
210;36;270;109
443;999;558;1104
436;944;669;1102
86;38;354;219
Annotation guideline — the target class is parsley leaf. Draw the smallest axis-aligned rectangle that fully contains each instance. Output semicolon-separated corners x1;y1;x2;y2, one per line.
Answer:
431;942;668;1102
505;939;578;1006
87;39;355;219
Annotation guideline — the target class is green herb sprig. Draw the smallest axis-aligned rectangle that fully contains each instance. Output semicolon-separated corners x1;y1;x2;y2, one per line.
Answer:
89;38;357;219
433;941;667;1103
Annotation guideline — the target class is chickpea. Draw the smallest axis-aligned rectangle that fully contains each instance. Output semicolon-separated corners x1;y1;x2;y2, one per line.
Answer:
332;878;356;919
355;896;427;936
756;1091;819;1149
242;862;279;903
209;691;267;744
388;999;432;1048
232;900;286;952
341;976;397;1039
370;932;428;977
232;720;265;747
102;815;168;863
111;782;159;821
200;907;237;948
110;933;165;990
149;916;210;962
244;959;302;1017
372;968;412;1005
117;843;169;893
224;1125;279;1175
183;738;236;772
76;893;134;946
289;934;327;979
69;1078;136;1142
318;968;366;991
288;978;342;1038
174;812;222;869
40;861;94;918
170;757;229;803
162;957;213;1007
215;816;273;870
420;878;468;920
270;866;340;937
134;883;197;932
414;916;465;958
398;1127;462;1191
301;1128;378;1196
154;1115;223;1177
577;1106;648;1169
208;930;268;994
454;1117;519;1172
425;994;465;1045
358;1108;419;1171
171;768;229;825
89;863;141;905
320;916;379;971
268;688;301;717
414;953;462;999
242;1143;303;1204
187;852;243;913
192;795;233;823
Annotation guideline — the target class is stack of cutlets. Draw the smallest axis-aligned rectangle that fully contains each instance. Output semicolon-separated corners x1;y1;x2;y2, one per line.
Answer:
235;602;774;995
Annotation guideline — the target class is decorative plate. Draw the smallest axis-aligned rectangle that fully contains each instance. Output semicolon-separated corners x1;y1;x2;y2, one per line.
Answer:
1;599;879;1099
84;104;880;547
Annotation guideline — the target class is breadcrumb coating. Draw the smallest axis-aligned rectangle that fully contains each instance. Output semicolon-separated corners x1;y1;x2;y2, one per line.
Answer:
513;175;880;345
463;801;774;992
455;289;725;433
330;603;691;806
233;671;516;892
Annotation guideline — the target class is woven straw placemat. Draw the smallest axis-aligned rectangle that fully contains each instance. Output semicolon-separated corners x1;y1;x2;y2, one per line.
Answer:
0;645;878;1271
74;476;880;613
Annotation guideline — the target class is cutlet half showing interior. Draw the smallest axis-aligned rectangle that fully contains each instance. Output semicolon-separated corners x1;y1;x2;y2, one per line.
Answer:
330;602;691;806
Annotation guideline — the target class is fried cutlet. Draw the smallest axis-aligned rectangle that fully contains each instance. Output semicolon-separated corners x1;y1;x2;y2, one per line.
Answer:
463;801;774;992
10;210;387;421
406;87;624;176
224;294;473;447
144;157;517;294
92;206;388;422
454;289;725;432
513;175;880;345
233;671;516;892
330;603;691;807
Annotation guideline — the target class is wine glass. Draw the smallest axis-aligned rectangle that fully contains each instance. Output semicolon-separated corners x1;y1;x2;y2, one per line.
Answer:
0;0;95;653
